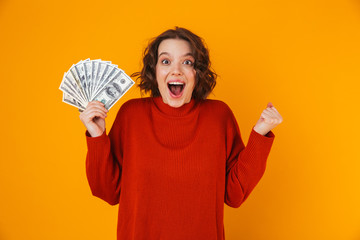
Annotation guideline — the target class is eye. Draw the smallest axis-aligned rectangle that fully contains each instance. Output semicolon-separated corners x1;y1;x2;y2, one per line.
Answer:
161;59;170;64
183;60;193;65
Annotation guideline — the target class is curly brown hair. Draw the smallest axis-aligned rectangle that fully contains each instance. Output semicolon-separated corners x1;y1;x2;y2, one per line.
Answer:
131;27;217;100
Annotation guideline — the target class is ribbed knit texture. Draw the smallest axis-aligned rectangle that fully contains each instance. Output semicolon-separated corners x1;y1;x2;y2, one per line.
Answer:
85;97;275;240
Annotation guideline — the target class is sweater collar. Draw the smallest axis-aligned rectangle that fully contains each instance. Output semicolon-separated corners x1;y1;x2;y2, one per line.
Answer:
152;96;198;117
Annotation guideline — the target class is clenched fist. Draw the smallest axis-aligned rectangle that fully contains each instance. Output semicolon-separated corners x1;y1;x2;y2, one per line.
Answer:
79;101;108;137
253;102;283;136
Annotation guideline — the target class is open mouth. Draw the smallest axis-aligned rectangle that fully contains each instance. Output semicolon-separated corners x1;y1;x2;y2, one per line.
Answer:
168;82;185;97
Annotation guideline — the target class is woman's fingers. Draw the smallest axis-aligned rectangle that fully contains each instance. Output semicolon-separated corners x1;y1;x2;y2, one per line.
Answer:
81;109;107;122
86;101;108;112
261;111;271;119
80;107;107;126
267;102;274;108
78;101;108;137
254;103;283;135
261;111;275;124
86;105;108;115
87;110;107;119
262;107;283;124
81;102;108;117
265;107;278;114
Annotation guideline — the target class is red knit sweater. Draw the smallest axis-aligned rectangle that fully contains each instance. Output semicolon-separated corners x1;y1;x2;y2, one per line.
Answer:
85;97;275;240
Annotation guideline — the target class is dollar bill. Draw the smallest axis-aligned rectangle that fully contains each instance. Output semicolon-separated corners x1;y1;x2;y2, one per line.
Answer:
94;61;108;94
84;61;93;98
91;59;100;97
59;73;86;105
92;71;134;110
92;64;117;99
59;59;134;111
74;62;89;101
64;70;88;104
63;92;86;110
69;64;88;102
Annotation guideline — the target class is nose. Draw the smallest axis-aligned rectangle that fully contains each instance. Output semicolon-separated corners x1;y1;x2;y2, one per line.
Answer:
171;62;183;76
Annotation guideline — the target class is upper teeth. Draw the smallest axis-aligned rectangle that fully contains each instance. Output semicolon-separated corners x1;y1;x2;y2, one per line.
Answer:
169;82;184;85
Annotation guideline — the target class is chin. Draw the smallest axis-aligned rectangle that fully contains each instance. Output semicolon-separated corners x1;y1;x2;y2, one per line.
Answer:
167;98;186;108
164;95;191;108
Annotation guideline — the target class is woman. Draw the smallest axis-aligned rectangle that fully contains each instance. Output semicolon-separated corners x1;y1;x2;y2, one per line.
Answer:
80;27;283;240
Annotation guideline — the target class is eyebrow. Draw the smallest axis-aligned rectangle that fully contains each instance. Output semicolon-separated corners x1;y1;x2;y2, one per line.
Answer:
158;52;194;58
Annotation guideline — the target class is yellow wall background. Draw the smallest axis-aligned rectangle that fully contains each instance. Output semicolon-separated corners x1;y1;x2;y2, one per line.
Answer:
0;0;359;239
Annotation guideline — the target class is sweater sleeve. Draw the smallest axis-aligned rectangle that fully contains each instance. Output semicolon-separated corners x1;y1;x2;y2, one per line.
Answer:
85;107;125;206
224;110;275;208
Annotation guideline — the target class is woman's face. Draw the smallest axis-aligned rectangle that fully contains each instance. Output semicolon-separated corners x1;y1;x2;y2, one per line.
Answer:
155;38;196;108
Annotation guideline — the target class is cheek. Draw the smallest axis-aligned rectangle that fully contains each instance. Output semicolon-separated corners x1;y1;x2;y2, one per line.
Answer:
187;69;196;85
156;67;168;79
192;69;196;79
155;66;162;82
156;69;166;89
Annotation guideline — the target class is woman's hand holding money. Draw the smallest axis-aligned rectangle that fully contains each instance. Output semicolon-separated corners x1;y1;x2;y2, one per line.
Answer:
80;101;108;137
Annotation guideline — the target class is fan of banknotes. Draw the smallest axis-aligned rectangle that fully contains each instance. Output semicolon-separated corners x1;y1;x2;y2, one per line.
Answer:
59;59;135;111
